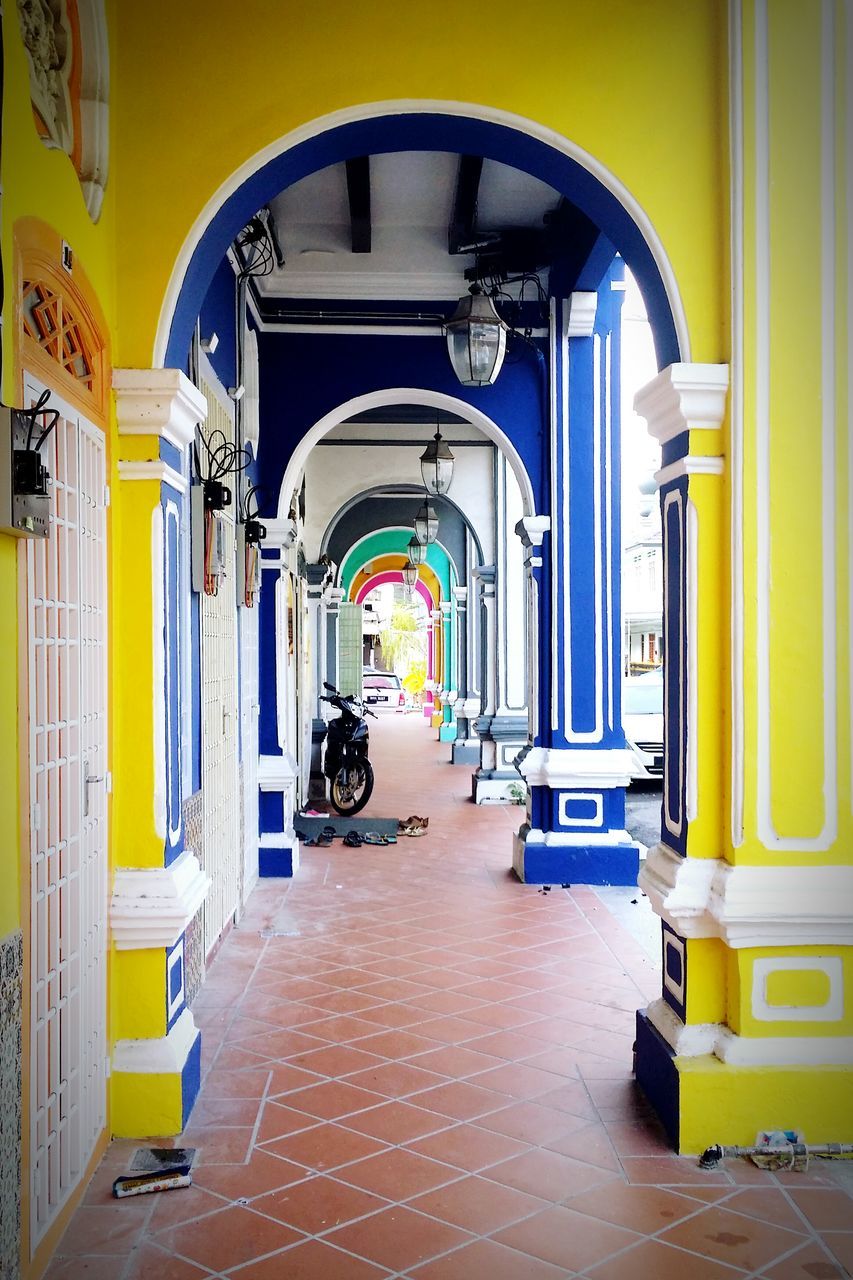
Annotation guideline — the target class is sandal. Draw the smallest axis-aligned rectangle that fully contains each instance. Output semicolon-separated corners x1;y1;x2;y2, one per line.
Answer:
316;831;334;846
343;830;363;847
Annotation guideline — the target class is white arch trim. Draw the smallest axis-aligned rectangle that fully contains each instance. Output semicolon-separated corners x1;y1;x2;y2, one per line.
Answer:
338;526;458;595
278;388;536;522
153;99;691;368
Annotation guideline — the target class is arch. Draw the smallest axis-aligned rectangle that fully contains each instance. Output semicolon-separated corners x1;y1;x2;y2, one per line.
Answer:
337;526;458;595
279;388;536;523
355;573;435;614
321;485;485;567
346;553;445;610
155;101;688;372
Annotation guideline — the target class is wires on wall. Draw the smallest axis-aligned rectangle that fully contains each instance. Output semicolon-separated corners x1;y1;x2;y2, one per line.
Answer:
193;425;252;596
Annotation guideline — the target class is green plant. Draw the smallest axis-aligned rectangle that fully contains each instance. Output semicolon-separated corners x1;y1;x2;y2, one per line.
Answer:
379;603;426;676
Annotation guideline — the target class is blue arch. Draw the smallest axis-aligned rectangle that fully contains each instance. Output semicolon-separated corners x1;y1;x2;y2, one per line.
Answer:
165;112;682;371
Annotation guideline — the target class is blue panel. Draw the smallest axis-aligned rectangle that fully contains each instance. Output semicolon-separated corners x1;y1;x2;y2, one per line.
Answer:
180;1031;202;1130
159;438;184;472
190;588;201;793
166;114;681;373
563;796;600;822
198;255;238;390
662;433;690;465
259;789;283;833
519;838;639;886
258;580;280;756
259;846;297;877
661;921;688;1020
635;1011;679;1150
661;479;688;855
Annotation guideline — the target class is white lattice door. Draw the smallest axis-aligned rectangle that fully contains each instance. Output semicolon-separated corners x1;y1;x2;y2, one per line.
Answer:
24;379;108;1249
200;381;240;954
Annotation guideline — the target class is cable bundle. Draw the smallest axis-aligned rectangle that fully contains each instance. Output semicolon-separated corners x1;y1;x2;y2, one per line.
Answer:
17;388;60;451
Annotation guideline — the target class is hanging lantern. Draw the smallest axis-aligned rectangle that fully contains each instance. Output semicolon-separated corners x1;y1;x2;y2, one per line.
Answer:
401;559;419;590
420;426;455;495
413;498;439;545
407;534;427;565
445;285;509;386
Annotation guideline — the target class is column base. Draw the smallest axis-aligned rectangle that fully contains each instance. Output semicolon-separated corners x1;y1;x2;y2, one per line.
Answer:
513;823;639;885
259;833;300;878
636;1010;853;1154
472;769;526;805
451;739;480;765
438;721;458;742
111;1008;202;1137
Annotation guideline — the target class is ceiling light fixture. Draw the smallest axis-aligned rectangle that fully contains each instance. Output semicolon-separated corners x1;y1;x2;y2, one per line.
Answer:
413;497;439;546
407;534;427;566
445;284;509;386
401;560;419;590
420;419;455;495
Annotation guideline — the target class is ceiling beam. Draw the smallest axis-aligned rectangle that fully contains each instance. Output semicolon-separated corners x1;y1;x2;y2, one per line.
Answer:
448;155;484;254
345;157;372;254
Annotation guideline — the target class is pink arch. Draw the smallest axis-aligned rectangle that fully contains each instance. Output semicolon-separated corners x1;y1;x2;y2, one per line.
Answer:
354;572;436;610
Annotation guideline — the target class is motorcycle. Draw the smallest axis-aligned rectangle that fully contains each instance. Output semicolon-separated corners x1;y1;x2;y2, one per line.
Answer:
320;682;377;815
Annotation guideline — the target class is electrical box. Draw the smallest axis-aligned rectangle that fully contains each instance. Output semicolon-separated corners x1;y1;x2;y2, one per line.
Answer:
236;518;265;607
191;483;229;594
0;405;51;538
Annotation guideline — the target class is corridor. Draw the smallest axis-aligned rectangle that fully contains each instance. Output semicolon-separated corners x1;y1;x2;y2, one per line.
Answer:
47;719;853;1279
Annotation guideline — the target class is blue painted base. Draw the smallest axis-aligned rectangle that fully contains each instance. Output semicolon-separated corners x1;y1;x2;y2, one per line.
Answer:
451;741;480;765
180;1030;202;1129
259;844;297;877
514;833;639;886
438;723;457;742
635;1010;679;1149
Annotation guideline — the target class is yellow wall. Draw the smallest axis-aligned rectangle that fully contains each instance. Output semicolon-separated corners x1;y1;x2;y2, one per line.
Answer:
111;0;728;369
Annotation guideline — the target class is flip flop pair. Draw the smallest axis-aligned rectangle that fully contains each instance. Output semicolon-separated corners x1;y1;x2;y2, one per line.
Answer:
362;831;396;845
343;830;363;847
303;825;337;846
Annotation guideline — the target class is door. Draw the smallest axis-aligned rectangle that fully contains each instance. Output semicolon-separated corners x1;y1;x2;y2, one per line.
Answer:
24;378;108;1248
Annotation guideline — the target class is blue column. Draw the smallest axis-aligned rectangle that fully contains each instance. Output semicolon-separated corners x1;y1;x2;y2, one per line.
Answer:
515;263;638;885
257;526;299;876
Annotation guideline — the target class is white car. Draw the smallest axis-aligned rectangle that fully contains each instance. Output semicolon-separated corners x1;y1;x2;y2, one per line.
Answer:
363;669;409;710
624;672;664;781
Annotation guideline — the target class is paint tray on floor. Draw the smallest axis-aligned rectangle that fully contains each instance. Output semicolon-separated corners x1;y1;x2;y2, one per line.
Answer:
112;1147;197;1197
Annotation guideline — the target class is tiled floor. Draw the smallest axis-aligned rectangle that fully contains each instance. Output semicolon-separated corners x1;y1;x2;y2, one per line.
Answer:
49;715;853;1278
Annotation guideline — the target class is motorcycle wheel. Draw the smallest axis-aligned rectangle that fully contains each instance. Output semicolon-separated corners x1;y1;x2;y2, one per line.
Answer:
330;759;374;816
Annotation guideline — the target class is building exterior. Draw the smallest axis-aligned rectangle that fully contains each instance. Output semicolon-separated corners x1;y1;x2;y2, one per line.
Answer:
623;515;663;673
1;3;851;1277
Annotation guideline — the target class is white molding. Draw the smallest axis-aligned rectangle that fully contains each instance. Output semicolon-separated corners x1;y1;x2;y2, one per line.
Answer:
452;586;468;603
639;842;853;947
262;517;298;548
662;490;684;840
754;0;838;853
113;368;208;450
258;752;298;791
558;791;604;828
634;362;729;445
647;998;853;1066
654;455;725;489
456;697;481;719
518;747;635;789
112;1008;200;1075
729;0;746;850
517;515;550;548
117;459;188;492
110;850;210;950
154;100;690;369
567;291;597;337
752;956;843;1023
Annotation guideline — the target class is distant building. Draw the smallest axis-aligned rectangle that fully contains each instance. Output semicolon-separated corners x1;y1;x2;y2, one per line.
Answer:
623;514;663;673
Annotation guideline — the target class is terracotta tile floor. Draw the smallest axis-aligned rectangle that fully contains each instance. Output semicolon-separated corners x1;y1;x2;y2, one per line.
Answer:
49;715;853;1278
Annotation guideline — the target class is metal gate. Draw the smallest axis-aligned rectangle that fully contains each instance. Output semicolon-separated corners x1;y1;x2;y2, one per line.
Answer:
24;380;108;1248
200;380;240;955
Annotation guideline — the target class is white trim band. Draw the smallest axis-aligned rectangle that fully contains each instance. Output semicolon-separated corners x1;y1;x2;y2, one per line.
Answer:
518;747;635;789
112;1008;200;1075
640;842;853;947
110;849;210;950
258;752;299;791
647;998;853;1067
655;455;725;489
117;459;188;492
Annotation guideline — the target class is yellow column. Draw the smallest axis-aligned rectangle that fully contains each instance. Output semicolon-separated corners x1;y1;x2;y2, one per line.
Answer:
634;0;853;1152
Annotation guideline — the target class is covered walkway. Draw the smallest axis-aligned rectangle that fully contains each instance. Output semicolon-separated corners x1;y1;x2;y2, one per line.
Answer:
48;719;852;1279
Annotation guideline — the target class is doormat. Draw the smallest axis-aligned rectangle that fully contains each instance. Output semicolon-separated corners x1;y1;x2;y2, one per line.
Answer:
295;816;399;839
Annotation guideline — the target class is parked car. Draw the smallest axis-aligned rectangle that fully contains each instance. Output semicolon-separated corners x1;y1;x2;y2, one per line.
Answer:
623;671;663;781
362;668;409;710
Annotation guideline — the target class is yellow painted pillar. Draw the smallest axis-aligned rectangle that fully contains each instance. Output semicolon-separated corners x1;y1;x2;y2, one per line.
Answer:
110;370;210;1136
634;0;853;1152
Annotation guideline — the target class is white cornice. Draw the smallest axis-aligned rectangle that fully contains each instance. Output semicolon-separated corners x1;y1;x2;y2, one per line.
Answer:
640;842;853;947
517;747;635;789
634;363;729;445
117;459;188;492
523;826;636;848
258;752;298;791
516;515;551;548
452;586;468;603
655;455;725;489
567;292;598;338
262;517;298;548
110;849;210;950
114;368;208;450
112;1008;199;1074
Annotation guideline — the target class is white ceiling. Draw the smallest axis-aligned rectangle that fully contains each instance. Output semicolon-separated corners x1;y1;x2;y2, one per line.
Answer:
260;151;561;301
